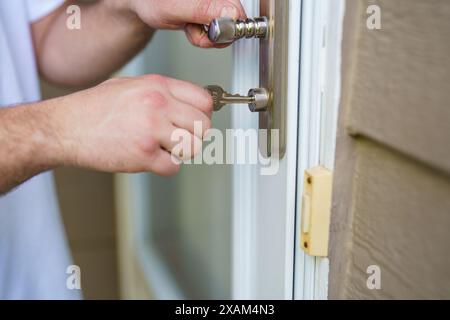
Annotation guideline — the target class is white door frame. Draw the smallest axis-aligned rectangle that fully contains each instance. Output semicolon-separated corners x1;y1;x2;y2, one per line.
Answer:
232;0;345;300
293;0;345;300
116;0;345;301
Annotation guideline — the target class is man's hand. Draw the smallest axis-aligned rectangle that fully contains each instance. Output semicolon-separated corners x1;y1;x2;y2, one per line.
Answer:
55;75;213;175
115;0;247;48
33;0;246;86
0;75;213;193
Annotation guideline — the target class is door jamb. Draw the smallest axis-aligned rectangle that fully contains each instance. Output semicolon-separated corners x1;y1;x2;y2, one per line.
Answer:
293;0;346;300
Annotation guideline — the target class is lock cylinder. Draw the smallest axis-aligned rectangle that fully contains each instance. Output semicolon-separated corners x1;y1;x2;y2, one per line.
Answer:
207;17;269;44
248;88;269;112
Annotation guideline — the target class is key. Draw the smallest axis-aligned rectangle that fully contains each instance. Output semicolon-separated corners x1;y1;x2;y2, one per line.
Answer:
206;85;256;112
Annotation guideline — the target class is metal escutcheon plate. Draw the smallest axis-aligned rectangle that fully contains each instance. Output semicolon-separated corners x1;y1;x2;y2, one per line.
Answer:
259;0;289;159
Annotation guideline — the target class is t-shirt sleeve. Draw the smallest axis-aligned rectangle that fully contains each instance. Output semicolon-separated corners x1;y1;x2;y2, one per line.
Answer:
25;0;66;23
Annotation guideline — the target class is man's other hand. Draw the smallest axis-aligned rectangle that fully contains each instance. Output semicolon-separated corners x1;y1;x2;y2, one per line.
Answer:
112;0;247;48
54;75;213;176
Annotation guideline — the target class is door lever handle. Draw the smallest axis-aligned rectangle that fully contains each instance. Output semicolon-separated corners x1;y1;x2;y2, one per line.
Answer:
205;17;269;44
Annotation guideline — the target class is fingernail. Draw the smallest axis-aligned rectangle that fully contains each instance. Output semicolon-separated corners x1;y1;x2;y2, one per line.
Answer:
220;6;238;19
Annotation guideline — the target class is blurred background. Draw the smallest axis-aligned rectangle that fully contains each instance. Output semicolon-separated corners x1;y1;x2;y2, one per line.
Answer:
42;29;234;300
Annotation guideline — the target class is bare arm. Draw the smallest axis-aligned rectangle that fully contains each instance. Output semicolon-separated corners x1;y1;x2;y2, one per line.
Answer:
32;1;153;87
32;0;246;87
0;101;62;192
1;0;246;193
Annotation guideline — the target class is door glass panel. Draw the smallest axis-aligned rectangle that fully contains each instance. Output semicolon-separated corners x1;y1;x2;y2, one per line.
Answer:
139;30;233;299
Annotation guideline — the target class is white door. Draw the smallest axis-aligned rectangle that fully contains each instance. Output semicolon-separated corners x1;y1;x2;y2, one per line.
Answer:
115;0;344;300
231;0;300;299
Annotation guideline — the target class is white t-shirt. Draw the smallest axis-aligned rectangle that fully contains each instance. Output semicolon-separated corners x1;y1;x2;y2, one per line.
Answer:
0;0;81;299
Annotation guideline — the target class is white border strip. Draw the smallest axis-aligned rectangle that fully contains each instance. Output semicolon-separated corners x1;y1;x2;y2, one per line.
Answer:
284;0;303;299
294;0;345;300
231;0;260;300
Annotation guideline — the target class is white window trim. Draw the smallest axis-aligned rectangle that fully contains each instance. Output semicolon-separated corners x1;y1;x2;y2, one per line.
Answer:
132;175;185;300
230;0;260;299
294;0;345;300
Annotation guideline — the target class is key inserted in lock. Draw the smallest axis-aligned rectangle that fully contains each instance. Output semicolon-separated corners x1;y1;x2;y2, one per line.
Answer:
205;0;288;159
206;85;269;112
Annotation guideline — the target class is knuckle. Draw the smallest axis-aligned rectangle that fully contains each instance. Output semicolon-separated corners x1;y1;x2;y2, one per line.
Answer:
141;90;169;110
137;136;160;155
195;0;215;21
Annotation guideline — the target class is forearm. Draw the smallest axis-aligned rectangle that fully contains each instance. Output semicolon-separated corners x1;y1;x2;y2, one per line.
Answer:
34;0;153;87
0;101;62;194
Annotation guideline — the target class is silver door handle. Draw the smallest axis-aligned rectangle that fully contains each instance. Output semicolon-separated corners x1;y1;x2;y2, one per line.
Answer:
205;0;288;159
205;17;269;44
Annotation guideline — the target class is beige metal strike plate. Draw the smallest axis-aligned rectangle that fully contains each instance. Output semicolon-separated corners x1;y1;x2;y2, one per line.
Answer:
301;167;333;257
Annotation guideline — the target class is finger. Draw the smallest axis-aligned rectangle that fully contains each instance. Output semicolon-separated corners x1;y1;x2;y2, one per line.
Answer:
149;148;181;176
185;23;214;48
169;0;247;25
184;24;231;49
157;124;203;160
166;78;213;115
169;101;212;138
